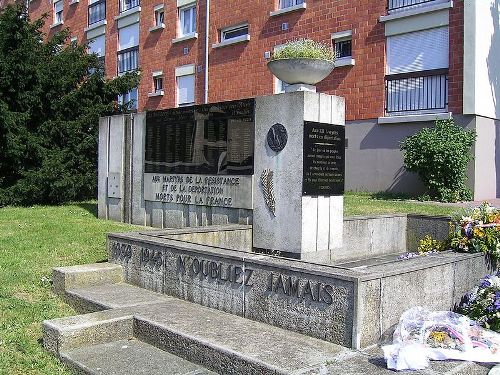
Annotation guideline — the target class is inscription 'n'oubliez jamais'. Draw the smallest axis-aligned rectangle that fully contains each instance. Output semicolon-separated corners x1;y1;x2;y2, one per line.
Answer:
177;255;254;286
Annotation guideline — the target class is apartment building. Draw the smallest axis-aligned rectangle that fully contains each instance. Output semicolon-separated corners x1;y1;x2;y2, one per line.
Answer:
24;0;500;199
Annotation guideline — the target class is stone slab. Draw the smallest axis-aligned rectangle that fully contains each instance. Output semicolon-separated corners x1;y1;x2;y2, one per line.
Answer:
107;232;357;347
61;339;216;375
134;301;348;375
66;283;172;312
106;230;490;348
53;263;123;295
43;308;135;354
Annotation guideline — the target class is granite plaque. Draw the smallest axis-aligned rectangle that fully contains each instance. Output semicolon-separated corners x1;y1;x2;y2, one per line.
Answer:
266;123;287;152
302;121;345;196
145;99;255;175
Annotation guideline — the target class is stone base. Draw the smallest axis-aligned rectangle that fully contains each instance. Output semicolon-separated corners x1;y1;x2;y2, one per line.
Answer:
106;228;490;349
284;83;317;92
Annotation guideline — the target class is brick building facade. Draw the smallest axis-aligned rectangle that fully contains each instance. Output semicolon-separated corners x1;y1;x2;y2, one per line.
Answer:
19;0;500;199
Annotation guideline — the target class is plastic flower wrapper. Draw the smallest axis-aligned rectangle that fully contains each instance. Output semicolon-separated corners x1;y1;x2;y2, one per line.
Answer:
383;307;500;371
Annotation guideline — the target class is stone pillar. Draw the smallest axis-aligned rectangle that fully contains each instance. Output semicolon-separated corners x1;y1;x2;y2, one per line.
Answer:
253;91;345;263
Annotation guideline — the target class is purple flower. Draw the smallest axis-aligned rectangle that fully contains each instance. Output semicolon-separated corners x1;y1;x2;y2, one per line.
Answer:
465;223;473;239
481;279;492;288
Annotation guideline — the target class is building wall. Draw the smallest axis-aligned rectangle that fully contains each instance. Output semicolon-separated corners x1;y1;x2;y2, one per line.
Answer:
345;114;478;197
463;0;500;120
25;0;464;122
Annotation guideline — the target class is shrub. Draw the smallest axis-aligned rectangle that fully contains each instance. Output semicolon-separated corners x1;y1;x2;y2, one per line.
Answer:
400;119;476;202
271;39;334;62
0;5;139;206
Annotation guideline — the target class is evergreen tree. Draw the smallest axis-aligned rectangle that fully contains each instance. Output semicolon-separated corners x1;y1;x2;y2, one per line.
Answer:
0;4;139;205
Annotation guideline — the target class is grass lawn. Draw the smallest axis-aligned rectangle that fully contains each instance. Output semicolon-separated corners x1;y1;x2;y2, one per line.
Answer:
0;195;466;374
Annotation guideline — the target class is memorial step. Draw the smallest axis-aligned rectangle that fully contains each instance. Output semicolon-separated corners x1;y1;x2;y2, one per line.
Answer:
60;338;216;375
45;279;349;374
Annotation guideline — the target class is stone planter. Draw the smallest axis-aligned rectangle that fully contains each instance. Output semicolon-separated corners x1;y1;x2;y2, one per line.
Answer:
267;58;335;85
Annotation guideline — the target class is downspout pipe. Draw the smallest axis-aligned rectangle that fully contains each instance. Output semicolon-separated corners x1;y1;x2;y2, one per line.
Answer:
204;0;210;104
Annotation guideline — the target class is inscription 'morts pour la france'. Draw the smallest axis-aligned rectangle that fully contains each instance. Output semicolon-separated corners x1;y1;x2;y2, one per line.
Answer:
303;121;345;196
144;173;252;209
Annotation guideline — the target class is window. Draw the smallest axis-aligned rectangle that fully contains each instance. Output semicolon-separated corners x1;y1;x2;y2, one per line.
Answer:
120;0;139;13
221;24;248;42
118;22;139;51
88;0;106;25
388;0;439;12
176;66;195;106
386;27;448;74
118;88;138;110
54;0;63;24
117;23;139;107
331;30;355;67
385;27;449;114
335;40;351;59
154;76;163;92
155;7;164;27
179;4;196;36
89;34;105;56
279;0;303;9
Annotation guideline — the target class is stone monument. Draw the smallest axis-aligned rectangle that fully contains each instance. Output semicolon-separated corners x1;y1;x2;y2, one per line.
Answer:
98;91;345;262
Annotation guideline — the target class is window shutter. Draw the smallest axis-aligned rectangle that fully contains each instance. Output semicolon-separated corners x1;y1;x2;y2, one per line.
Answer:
89;35;105;56
118;23;139;50
387;27;449;74
177;75;195;104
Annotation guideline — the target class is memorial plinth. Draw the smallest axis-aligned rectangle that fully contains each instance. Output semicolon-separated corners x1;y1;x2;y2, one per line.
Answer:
98;91;345;262
253;91;345;262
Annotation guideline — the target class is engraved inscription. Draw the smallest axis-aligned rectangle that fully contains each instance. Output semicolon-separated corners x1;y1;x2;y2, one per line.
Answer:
177;255;253;286
140;248;163;271
110;242;132;262
303;121;345;196
144;173;252;209
267;273;348;306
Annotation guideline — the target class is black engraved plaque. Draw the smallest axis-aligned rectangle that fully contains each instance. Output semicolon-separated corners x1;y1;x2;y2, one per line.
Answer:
267;123;288;152
303;121;345;196
145;99;255;175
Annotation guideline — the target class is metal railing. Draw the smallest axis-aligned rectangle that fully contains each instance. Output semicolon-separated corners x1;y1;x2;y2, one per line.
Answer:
119;0;140;13
387;0;437;11
385;69;448;114
88;0;106;25
117;46;138;74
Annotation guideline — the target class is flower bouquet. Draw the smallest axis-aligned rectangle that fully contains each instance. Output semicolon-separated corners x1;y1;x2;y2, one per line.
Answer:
458;272;500;332
449;202;500;264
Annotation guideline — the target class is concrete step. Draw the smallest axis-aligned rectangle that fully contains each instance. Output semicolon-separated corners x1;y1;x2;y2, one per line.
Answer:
44;280;494;375
46;282;349;374
61;339;216;375
66;283;171;313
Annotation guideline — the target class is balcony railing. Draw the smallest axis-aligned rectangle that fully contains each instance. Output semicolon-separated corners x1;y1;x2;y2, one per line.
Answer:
387;0;437;11
88;0;105;25
119;0;140;13
117;46;138;74
385;68;448;114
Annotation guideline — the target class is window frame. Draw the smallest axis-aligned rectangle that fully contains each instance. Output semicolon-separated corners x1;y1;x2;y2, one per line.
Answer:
279;0;304;9
176;73;195;106
221;24;249;42
178;4;196;37
53;0;63;24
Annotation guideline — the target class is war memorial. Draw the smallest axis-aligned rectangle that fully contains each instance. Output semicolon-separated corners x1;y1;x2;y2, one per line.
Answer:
42;90;490;374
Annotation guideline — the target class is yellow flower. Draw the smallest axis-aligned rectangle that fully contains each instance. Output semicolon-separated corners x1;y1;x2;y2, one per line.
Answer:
473;227;485;238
